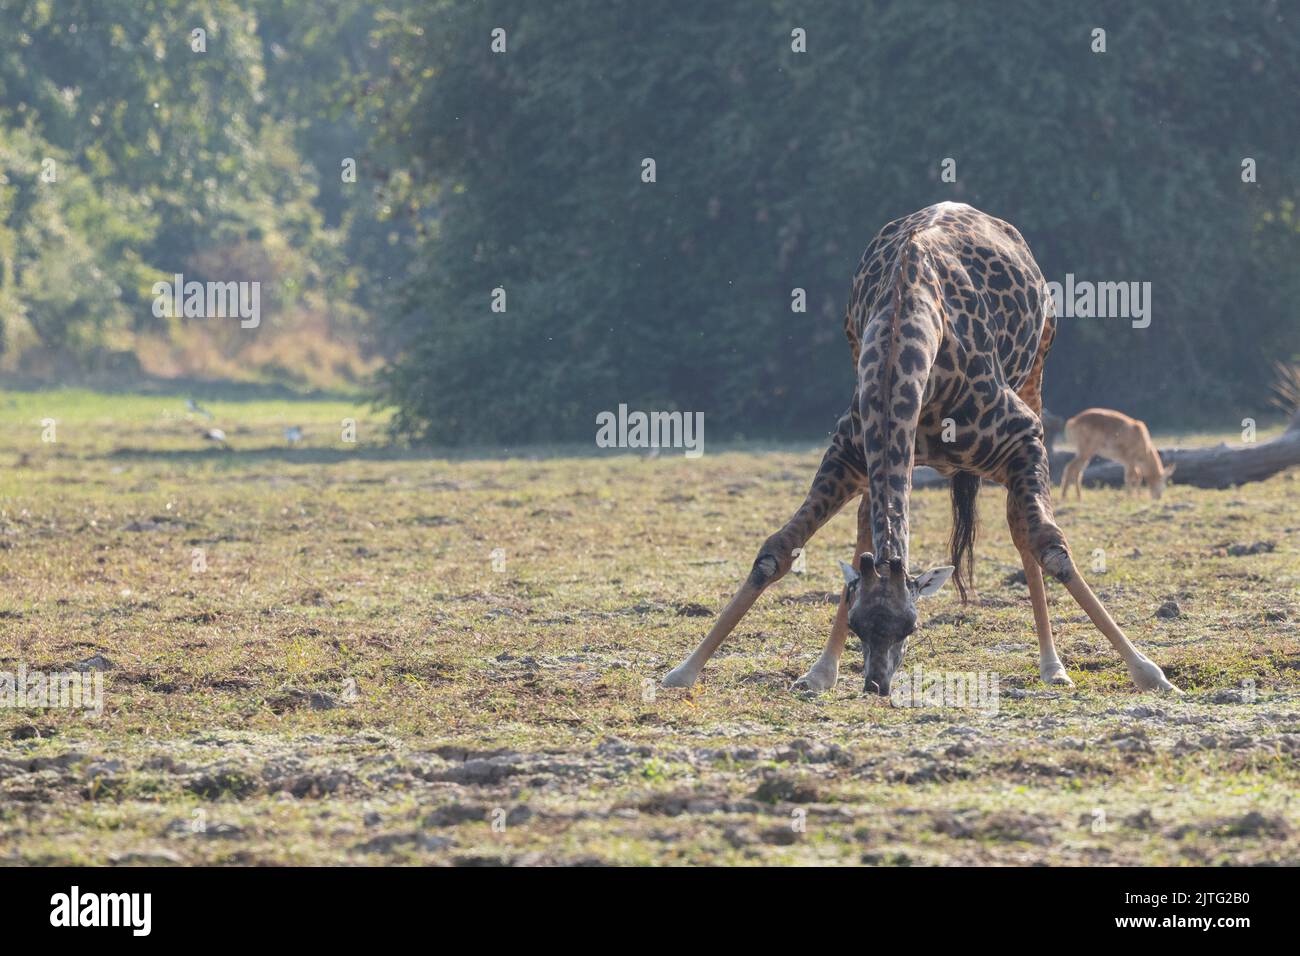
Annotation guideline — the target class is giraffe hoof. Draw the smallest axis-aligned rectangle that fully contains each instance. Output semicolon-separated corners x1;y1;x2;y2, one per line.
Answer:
792;665;838;693
1128;656;1181;694
661;664;698;689
1040;663;1074;687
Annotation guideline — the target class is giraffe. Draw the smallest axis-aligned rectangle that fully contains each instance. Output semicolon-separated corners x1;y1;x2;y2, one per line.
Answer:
662;202;1179;695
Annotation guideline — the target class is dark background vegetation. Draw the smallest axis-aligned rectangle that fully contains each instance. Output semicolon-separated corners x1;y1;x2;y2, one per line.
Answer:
2;0;1298;442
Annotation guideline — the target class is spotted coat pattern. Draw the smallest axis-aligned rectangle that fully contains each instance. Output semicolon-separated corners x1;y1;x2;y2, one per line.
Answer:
749;202;1071;590
662;203;1184;695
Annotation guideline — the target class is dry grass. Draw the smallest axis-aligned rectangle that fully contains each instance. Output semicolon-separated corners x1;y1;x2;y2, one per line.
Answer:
1;389;1298;865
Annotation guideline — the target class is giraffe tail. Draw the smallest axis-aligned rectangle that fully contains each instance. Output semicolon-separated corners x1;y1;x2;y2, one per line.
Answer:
948;470;981;603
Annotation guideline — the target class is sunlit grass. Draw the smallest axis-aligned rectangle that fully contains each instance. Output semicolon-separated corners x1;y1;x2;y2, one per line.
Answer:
0;389;1297;864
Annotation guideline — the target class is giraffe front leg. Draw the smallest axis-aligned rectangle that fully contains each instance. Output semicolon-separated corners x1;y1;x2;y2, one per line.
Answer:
663;421;864;689
1006;441;1180;694
793;496;872;693
790;601;846;693
661;579;764;688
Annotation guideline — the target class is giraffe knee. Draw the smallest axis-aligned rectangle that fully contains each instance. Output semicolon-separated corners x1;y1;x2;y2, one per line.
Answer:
748;553;782;588
749;537;795;588
1037;537;1074;584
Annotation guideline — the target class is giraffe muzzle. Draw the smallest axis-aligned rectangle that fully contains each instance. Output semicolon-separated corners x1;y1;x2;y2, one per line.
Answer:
858;630;909;697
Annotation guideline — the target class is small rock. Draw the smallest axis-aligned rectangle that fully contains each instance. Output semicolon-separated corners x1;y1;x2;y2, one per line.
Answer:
1221;540;1276;557
596;737;652;758
1210;689;1246;705
74;654;115;672
750;771;823;804
352;832;452;855
1113;737;1152;754
268;688;340;712
758;825;800;846
84;759;125;780
722;825;755;848
168;819;244;839
123;520;164;532
685;800;723;815
1213;811;1290;839
423;803;489;827
187;768;259;799
1121;704;1165;719
142;755;182;772
1154;600;1181;619
1125;809;1158;831
674;602;712;617
203;822;245;839
1100;728;1153;754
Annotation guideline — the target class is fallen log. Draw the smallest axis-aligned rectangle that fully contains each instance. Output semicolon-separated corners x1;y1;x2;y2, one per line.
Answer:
913;413;1300;491
1063;428;1300;490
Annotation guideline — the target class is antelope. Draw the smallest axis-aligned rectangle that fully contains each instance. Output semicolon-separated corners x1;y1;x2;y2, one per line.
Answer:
1060;408;1175;500
661;203;1179;696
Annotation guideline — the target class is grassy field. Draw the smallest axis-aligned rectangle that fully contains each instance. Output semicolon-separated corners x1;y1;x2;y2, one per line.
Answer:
1;389;1298;865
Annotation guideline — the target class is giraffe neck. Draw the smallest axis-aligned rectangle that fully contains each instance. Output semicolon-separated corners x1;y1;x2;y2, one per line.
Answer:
858;236;944;569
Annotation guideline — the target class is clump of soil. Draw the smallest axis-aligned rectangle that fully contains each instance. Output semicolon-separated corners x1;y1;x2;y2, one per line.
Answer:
750;770;823;804
1212;540;1276;557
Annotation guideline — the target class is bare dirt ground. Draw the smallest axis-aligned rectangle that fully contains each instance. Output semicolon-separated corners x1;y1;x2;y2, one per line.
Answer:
1;392;1297;864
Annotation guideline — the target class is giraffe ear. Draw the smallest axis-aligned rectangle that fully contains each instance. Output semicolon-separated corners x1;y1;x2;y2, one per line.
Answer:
838;560;861;588
912;566;954;598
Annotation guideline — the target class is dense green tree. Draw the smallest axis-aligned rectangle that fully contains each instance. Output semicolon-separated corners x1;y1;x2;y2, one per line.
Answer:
369;0;1300;443
2;1;1297;427
0;0;371;376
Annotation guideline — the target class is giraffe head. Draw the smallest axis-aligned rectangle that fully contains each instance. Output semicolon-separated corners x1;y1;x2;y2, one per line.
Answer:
838;552;953;696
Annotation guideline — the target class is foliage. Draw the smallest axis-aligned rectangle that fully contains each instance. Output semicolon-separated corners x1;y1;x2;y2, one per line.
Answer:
369;0;1300;442
0;0;382;384
3;1;1298;434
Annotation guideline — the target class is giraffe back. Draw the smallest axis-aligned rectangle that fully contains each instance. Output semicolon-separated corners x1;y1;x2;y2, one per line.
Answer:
846;202;1055;482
